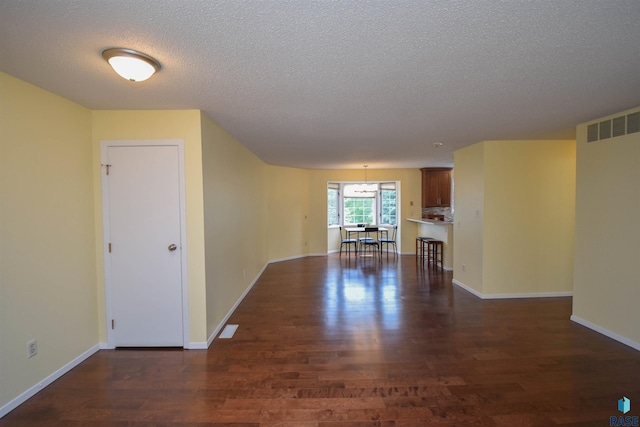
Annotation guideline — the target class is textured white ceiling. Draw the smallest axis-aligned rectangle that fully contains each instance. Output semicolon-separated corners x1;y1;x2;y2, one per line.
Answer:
1;1;639;169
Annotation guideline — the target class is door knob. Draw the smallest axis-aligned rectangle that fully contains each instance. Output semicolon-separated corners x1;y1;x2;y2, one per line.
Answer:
168;244;177;252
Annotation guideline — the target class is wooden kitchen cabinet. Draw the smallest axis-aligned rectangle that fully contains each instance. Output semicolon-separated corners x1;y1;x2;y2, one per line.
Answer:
421;168;452;208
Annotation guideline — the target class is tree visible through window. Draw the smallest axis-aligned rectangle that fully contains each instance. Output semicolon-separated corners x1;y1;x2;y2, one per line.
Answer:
328;182;397;226
344;196;374;225
327;184;339;226
380;183;397;225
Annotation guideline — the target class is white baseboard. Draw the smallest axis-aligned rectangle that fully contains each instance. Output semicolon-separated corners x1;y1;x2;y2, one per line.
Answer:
482;291;573;299
0;344;100;418
186;341;209;350
203;261;270;348
452;279;572;300
571;315;640;352
452;279;484;298
203;253;333;347
269;254;312;263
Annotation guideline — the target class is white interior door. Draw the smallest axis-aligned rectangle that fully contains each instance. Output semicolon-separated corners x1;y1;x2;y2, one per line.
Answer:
103;143;185;347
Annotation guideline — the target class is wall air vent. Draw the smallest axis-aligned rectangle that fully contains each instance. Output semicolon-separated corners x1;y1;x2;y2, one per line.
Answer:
587;123;599;142
627;112;639;134
586;111;640;142
612;116;626;138
599;119;612;140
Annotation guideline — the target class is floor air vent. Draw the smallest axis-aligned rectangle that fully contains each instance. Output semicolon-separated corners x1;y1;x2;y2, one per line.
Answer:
219;324;239;339
587;111;640;143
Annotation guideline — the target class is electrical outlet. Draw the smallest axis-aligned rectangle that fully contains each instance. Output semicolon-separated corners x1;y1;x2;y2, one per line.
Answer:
462;264;466;272
27;339;37;358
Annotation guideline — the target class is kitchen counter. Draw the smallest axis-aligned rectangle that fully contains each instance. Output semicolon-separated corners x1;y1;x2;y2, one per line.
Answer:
406;217;453;226
405;218;453;270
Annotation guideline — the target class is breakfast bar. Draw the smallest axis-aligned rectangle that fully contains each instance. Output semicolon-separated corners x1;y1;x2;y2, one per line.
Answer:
406;218;453;270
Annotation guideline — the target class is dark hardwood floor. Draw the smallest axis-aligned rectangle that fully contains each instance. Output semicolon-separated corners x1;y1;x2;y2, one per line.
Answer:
3;254;640;426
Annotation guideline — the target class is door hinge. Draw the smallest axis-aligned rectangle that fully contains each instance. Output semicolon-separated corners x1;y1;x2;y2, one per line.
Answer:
101;164;112;175
111;319;115;329
108;243;112;253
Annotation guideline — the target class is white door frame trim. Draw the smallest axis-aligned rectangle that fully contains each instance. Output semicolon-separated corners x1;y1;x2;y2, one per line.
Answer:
100;139;189;349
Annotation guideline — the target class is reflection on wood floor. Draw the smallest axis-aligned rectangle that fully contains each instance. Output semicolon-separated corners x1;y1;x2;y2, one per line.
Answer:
4;254;640;426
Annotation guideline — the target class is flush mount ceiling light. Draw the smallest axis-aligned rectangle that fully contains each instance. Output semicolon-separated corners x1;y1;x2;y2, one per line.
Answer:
432;141;444;148
102;48;161;82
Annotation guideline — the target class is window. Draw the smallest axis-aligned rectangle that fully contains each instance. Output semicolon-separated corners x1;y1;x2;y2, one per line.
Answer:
328;182;397;226
327;183;340;226
380;183;397;225
344;190;375;225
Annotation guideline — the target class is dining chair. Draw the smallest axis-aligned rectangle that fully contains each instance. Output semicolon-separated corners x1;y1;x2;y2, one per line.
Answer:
339;226;357;256
355;224;369;248
379;225;398;257
359;226;381;258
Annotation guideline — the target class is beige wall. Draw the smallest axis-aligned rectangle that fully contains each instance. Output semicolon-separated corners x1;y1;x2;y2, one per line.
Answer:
452;142;485;294
91;110;208;344
483;140;576;295
573;107;640;345
0;73;98;409
453;139;576;297
201;113;269;340
266;166;310;260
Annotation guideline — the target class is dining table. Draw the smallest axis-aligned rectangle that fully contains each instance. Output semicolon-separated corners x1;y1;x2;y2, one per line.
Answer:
344;226;388;256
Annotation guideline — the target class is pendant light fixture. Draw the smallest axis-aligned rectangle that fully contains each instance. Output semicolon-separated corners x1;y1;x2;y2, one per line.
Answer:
102;48;161;82
353;165;377;194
